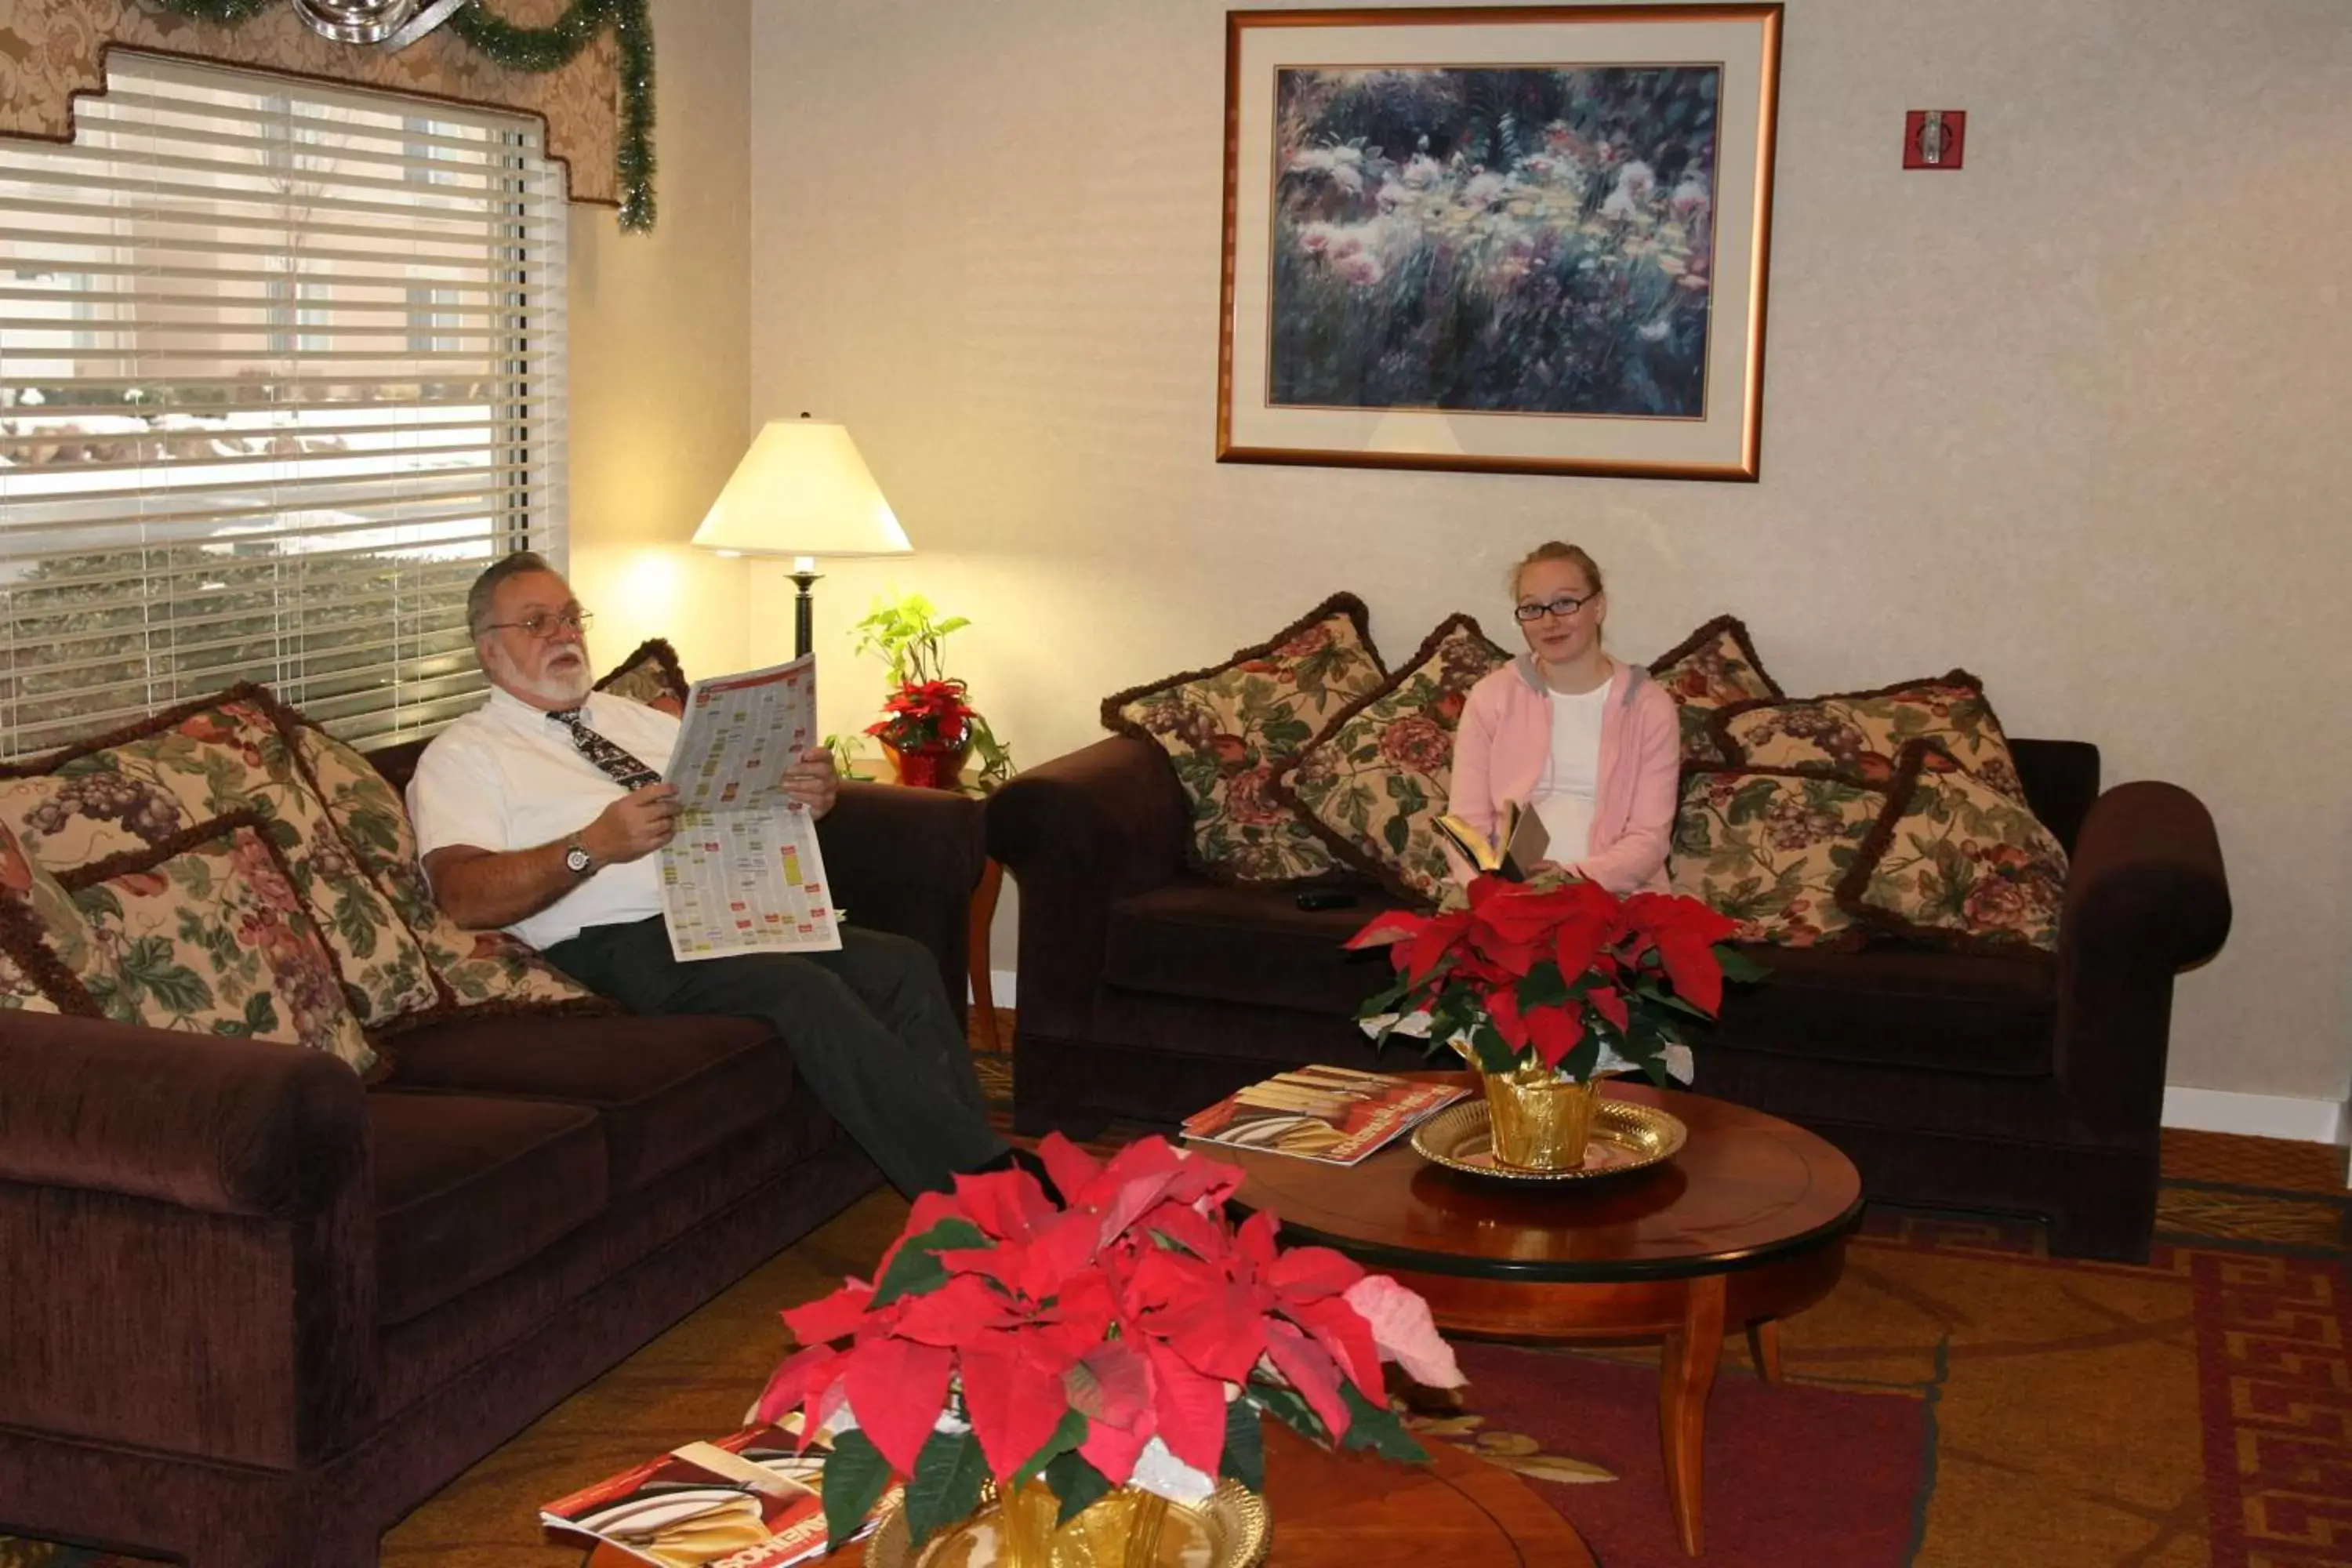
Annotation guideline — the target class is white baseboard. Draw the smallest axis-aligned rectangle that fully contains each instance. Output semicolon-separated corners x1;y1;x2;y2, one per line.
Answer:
2161;1086;2346;1145
966;967;1018;1010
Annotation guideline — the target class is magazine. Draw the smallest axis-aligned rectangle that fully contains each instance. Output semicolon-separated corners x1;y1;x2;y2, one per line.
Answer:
657;655;843;963
1181;1065;1467;1166
539;1421;895;1568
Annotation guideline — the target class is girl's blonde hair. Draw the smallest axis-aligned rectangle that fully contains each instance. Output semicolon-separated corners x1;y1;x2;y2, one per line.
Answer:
1508;541;1605;601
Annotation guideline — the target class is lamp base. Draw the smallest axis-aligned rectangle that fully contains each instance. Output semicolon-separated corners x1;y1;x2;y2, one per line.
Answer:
788;568;820;660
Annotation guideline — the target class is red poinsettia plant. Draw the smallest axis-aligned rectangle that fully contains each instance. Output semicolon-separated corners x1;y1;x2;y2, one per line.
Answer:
756;1132;1463;1549
865;677;978;753
1346;874;1763;1082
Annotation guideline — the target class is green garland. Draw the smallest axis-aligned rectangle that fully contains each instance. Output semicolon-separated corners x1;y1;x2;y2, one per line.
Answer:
146;0;655;230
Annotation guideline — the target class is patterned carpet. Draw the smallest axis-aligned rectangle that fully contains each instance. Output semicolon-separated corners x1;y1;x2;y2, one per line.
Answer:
5;1019;2347;1566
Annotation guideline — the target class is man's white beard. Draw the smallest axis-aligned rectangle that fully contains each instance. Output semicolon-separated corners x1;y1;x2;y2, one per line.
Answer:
491;648;593;707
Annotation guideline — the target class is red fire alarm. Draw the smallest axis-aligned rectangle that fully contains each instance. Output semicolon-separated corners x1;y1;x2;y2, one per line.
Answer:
1904;111;1965;169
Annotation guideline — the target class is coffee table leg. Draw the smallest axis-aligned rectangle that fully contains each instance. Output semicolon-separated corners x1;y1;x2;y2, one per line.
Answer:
1660;1273;1726;1555
1747;1318;1784;1384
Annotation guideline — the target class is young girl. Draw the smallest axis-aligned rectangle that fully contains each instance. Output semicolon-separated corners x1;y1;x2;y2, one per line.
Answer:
1447;542;1680;894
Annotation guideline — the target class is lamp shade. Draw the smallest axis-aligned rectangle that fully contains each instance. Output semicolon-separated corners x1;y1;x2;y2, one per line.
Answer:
691;417;913;557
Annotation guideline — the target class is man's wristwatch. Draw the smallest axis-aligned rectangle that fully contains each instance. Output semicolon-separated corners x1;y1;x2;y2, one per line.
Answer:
563;833;594;877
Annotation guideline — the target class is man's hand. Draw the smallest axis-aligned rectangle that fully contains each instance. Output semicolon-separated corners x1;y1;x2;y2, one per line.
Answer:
583;782;682;865
781;746;840;820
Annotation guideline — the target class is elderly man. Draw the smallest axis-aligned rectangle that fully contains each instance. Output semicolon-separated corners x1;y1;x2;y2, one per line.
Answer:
407;550;1013;1196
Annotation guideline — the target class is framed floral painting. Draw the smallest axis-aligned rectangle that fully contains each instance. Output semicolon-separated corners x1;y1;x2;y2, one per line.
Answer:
1217;5;1784;481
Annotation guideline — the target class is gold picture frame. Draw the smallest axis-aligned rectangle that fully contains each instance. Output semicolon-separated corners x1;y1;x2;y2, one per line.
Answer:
1217;5;1784;481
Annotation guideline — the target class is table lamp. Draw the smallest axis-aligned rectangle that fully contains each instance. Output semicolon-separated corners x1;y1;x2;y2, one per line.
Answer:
691;414;912;658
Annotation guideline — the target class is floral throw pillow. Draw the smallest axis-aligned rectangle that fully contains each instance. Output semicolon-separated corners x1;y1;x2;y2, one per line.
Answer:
0;689;441;1028
0;818;104;1017
55;813;378;1076
1711;671;2028;803
594;637;690;717
1839;743;2067;953
1648;615;1783;765
1669;766;1889;948
282;721;611;1022
1283;614;1510;905
1103;593;1386;884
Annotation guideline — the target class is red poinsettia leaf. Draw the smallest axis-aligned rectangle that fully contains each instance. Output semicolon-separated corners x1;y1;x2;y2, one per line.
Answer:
1402;912;1474;986
1145;1338;1232;1476
1286;1294;1385;1399
1589;982;1631;1032
1525;1004;1586;1071
1134;1200;1231;1263
1133;1264;1268;1383
1344;908;1429;951
1621;893;1737;1014
842;1335;954;1477
951;1165;1056;1243
1262;1319;1352;1443
1235;1207;1282;1270
1077;1402;1155;1487
782;1279;877;1348
1483;982;1532;1051
889;1272;1017;1346
1160;1152;1246;1210
753;1342;844;1443
1033;1131;1103;1210
960;1331;1082;1484
1265;1243;1363;1305
1066;1341;1154;1428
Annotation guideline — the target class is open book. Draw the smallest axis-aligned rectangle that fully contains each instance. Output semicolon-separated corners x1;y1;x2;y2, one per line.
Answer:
541;1421;895;1568
1181;1065;1466;1165
1432;798;1550;880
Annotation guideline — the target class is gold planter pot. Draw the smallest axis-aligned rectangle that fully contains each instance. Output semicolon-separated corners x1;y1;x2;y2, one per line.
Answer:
1479;1061;1601;1172
997;1480;1171;1568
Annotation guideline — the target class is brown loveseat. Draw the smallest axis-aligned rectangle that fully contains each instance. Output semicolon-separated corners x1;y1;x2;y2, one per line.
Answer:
0;737;982;1566
987;732;2229;1262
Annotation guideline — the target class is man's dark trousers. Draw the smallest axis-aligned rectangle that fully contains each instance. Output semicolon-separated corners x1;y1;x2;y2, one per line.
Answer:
544;915;1006;1195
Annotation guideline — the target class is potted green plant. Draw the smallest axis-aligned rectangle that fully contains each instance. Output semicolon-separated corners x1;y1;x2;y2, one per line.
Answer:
852;591;1016;790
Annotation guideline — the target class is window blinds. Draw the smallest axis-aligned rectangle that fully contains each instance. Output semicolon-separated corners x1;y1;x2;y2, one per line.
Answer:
0;51;567;756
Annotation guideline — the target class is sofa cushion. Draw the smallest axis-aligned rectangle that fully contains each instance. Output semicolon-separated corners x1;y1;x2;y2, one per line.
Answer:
1712;670;2029;804
1841;743;2067;953
1711;941;2056;1076
1648;615;1784;764
278;720;612;1030
1102;593;1386;886
366;1090;608;1326
374;1014;789;1193
1669;767;1887;948
57;814;377;1076
1103;875;1403;1016
0;688;440;1027
1283;613;1510;906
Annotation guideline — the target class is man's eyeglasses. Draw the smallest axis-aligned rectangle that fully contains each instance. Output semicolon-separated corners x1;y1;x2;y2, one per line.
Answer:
480;608;593;640
1512;591;1599;623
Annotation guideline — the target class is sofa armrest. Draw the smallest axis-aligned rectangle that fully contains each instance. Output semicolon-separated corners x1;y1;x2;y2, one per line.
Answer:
985;735;1187;889
2060;782;2230;969
0;1015;378;1465
818;781;986;1002
0;1011;367;1217
984;737;1188;1041
2052;781;2231;1134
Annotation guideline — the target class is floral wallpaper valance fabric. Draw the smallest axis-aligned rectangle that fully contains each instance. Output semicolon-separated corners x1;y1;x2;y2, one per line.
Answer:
0;0;619;206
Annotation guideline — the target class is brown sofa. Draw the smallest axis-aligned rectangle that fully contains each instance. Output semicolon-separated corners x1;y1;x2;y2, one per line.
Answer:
987;733;2230;1262
0;739;983;1566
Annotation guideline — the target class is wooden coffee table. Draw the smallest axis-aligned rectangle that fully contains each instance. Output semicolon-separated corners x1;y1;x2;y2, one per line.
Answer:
582;1418;1592;1565
1213;1073;1863;1556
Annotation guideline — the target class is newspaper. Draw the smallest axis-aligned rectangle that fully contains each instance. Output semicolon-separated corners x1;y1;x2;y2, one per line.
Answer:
539;1421;895;1568
657;655;843;962
1181;1065;1466;1165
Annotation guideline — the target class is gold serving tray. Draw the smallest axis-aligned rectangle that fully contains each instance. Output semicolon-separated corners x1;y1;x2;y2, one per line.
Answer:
1411;1097;1687;1184
866;1479;1270;1568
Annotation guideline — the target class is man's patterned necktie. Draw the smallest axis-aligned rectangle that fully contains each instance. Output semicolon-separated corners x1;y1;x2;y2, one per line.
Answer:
547;707;662;790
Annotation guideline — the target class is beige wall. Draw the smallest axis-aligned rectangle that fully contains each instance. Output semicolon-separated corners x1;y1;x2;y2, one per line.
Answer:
566;0;753;684
741;0;2352;1104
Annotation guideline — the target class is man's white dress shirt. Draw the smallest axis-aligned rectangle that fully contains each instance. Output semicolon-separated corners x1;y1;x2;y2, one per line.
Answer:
407;686;683;951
